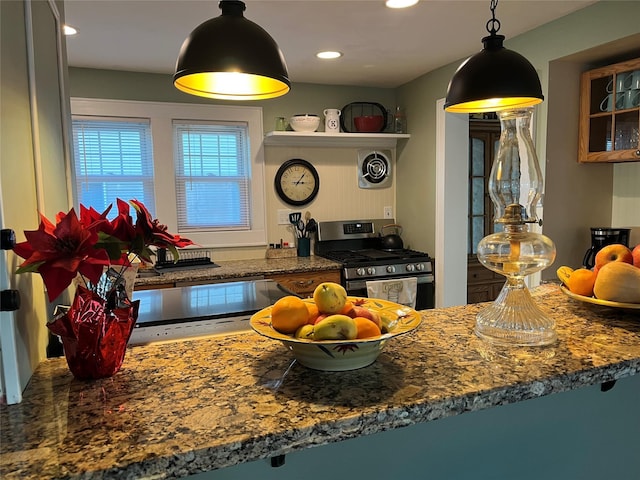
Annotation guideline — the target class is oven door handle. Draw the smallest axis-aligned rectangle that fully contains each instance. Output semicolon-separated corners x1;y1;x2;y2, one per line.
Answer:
346;274;434;291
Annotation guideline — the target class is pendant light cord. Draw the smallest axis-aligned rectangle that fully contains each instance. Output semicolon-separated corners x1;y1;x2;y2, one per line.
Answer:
486;0;501;36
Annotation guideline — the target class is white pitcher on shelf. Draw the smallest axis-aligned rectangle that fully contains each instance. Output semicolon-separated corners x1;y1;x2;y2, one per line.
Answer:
324;108;341;133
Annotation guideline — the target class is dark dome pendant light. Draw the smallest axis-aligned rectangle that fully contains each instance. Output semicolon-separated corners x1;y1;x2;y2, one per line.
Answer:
444;0;543;113
174;0;290;100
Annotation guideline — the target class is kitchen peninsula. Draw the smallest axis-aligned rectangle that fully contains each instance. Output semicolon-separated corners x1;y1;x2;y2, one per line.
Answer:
1;284;639;479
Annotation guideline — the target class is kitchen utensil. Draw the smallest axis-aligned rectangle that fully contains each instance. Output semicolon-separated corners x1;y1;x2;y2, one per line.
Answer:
250;296;422;371
305;218;317;237
340;102;388;133
380;224;404;250
354;115;385;133
289;212;302;237
289;212;301;225
289;114;320;132
296;220;305;238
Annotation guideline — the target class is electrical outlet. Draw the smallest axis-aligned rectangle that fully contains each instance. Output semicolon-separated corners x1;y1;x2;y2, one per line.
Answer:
277;209;291;225
384;206;393;219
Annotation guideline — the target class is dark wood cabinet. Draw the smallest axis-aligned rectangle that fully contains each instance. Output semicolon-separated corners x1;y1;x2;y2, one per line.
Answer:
467;119;502;304
467;258;504;304
266;270;341;297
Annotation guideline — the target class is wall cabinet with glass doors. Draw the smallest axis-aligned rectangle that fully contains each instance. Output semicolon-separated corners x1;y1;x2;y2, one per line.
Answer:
578;57;640;163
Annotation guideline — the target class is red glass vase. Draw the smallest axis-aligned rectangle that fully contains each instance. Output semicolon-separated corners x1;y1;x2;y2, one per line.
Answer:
48;285;140;380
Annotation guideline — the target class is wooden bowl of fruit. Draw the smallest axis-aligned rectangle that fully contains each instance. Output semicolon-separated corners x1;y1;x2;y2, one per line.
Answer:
250;282;422;371
556;243;640;310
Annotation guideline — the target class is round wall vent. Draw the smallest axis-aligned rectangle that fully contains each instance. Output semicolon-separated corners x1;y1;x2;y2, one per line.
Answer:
357;149;392;189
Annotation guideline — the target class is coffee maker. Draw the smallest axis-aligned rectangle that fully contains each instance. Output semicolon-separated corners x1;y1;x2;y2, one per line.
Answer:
582;227;631;269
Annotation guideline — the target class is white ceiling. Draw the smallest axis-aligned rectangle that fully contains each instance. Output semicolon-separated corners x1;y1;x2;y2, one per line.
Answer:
63;0;598;88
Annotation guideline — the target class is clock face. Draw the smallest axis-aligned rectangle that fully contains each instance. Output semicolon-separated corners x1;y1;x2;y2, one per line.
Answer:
275;159;320;206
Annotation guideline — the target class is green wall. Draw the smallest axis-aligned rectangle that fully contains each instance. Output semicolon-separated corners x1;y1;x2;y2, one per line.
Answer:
68;68;398;134
395;0;640;261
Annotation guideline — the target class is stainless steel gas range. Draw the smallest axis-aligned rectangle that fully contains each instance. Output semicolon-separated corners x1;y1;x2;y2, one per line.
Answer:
314;219;435;310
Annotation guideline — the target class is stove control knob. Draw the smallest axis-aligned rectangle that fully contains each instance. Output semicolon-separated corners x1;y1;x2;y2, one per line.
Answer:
406;264;415;272
356;268;366;276
386;265;396;273
416;263;425;271
367;267;376;275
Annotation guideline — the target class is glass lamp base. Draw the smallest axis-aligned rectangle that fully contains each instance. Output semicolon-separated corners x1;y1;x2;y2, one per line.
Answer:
475;278;557;347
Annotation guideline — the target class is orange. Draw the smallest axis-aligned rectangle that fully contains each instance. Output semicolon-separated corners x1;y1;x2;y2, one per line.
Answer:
305;302;320;325
354;317;382;339
271;296;309;334
339;300;354;316
567;268;597;297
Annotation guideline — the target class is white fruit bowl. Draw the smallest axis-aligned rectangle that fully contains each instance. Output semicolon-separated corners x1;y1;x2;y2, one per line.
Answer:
289;114;320;132
250;297;422;371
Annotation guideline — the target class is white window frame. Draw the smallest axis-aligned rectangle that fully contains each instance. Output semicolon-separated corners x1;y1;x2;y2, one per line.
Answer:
70;98;267;247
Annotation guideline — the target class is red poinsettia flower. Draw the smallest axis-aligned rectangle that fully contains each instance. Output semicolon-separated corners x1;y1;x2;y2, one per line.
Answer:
14;209;111;301
15;199;193;302
91;199;137;265
130;199;193;262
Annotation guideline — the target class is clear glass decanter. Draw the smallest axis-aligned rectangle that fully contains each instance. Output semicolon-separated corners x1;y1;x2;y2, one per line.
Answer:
475;108;557;346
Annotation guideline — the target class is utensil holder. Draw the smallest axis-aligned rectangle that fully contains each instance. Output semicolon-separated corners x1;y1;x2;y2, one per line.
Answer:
297;237;311;257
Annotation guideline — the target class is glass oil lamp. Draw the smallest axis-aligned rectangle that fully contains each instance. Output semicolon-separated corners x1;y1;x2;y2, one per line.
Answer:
475;107;557;346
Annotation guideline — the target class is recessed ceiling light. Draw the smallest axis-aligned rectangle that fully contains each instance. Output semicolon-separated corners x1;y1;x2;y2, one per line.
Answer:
316;51;343;60
386;0;419;8
63;24;78;36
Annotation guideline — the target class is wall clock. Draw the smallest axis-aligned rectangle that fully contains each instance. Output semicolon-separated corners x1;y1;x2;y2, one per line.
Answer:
274;158;320;206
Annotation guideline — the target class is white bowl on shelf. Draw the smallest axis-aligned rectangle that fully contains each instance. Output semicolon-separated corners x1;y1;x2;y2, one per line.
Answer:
289;114;320;132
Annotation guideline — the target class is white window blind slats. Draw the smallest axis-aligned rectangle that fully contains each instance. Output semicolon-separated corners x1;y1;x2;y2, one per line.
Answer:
174;122;251;232
72;118;155;216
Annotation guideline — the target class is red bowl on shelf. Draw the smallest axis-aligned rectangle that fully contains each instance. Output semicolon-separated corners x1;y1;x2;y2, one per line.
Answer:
353;115;385;133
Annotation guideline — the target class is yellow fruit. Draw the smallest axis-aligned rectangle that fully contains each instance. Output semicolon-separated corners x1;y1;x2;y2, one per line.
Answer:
566;268;597;297
313;282;347;314
271;296;309;334
313;314;357;340
379;312;396;334
593;262;640;303
556;266;574;286
294;324;315;340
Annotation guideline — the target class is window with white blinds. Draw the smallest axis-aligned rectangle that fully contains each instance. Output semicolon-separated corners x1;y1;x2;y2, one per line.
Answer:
70;98;267;248
174;122;250;231
72;117;156;216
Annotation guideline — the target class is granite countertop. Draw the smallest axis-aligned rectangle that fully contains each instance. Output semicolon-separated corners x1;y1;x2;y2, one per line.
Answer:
2;284;640;479
134;256;342;287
